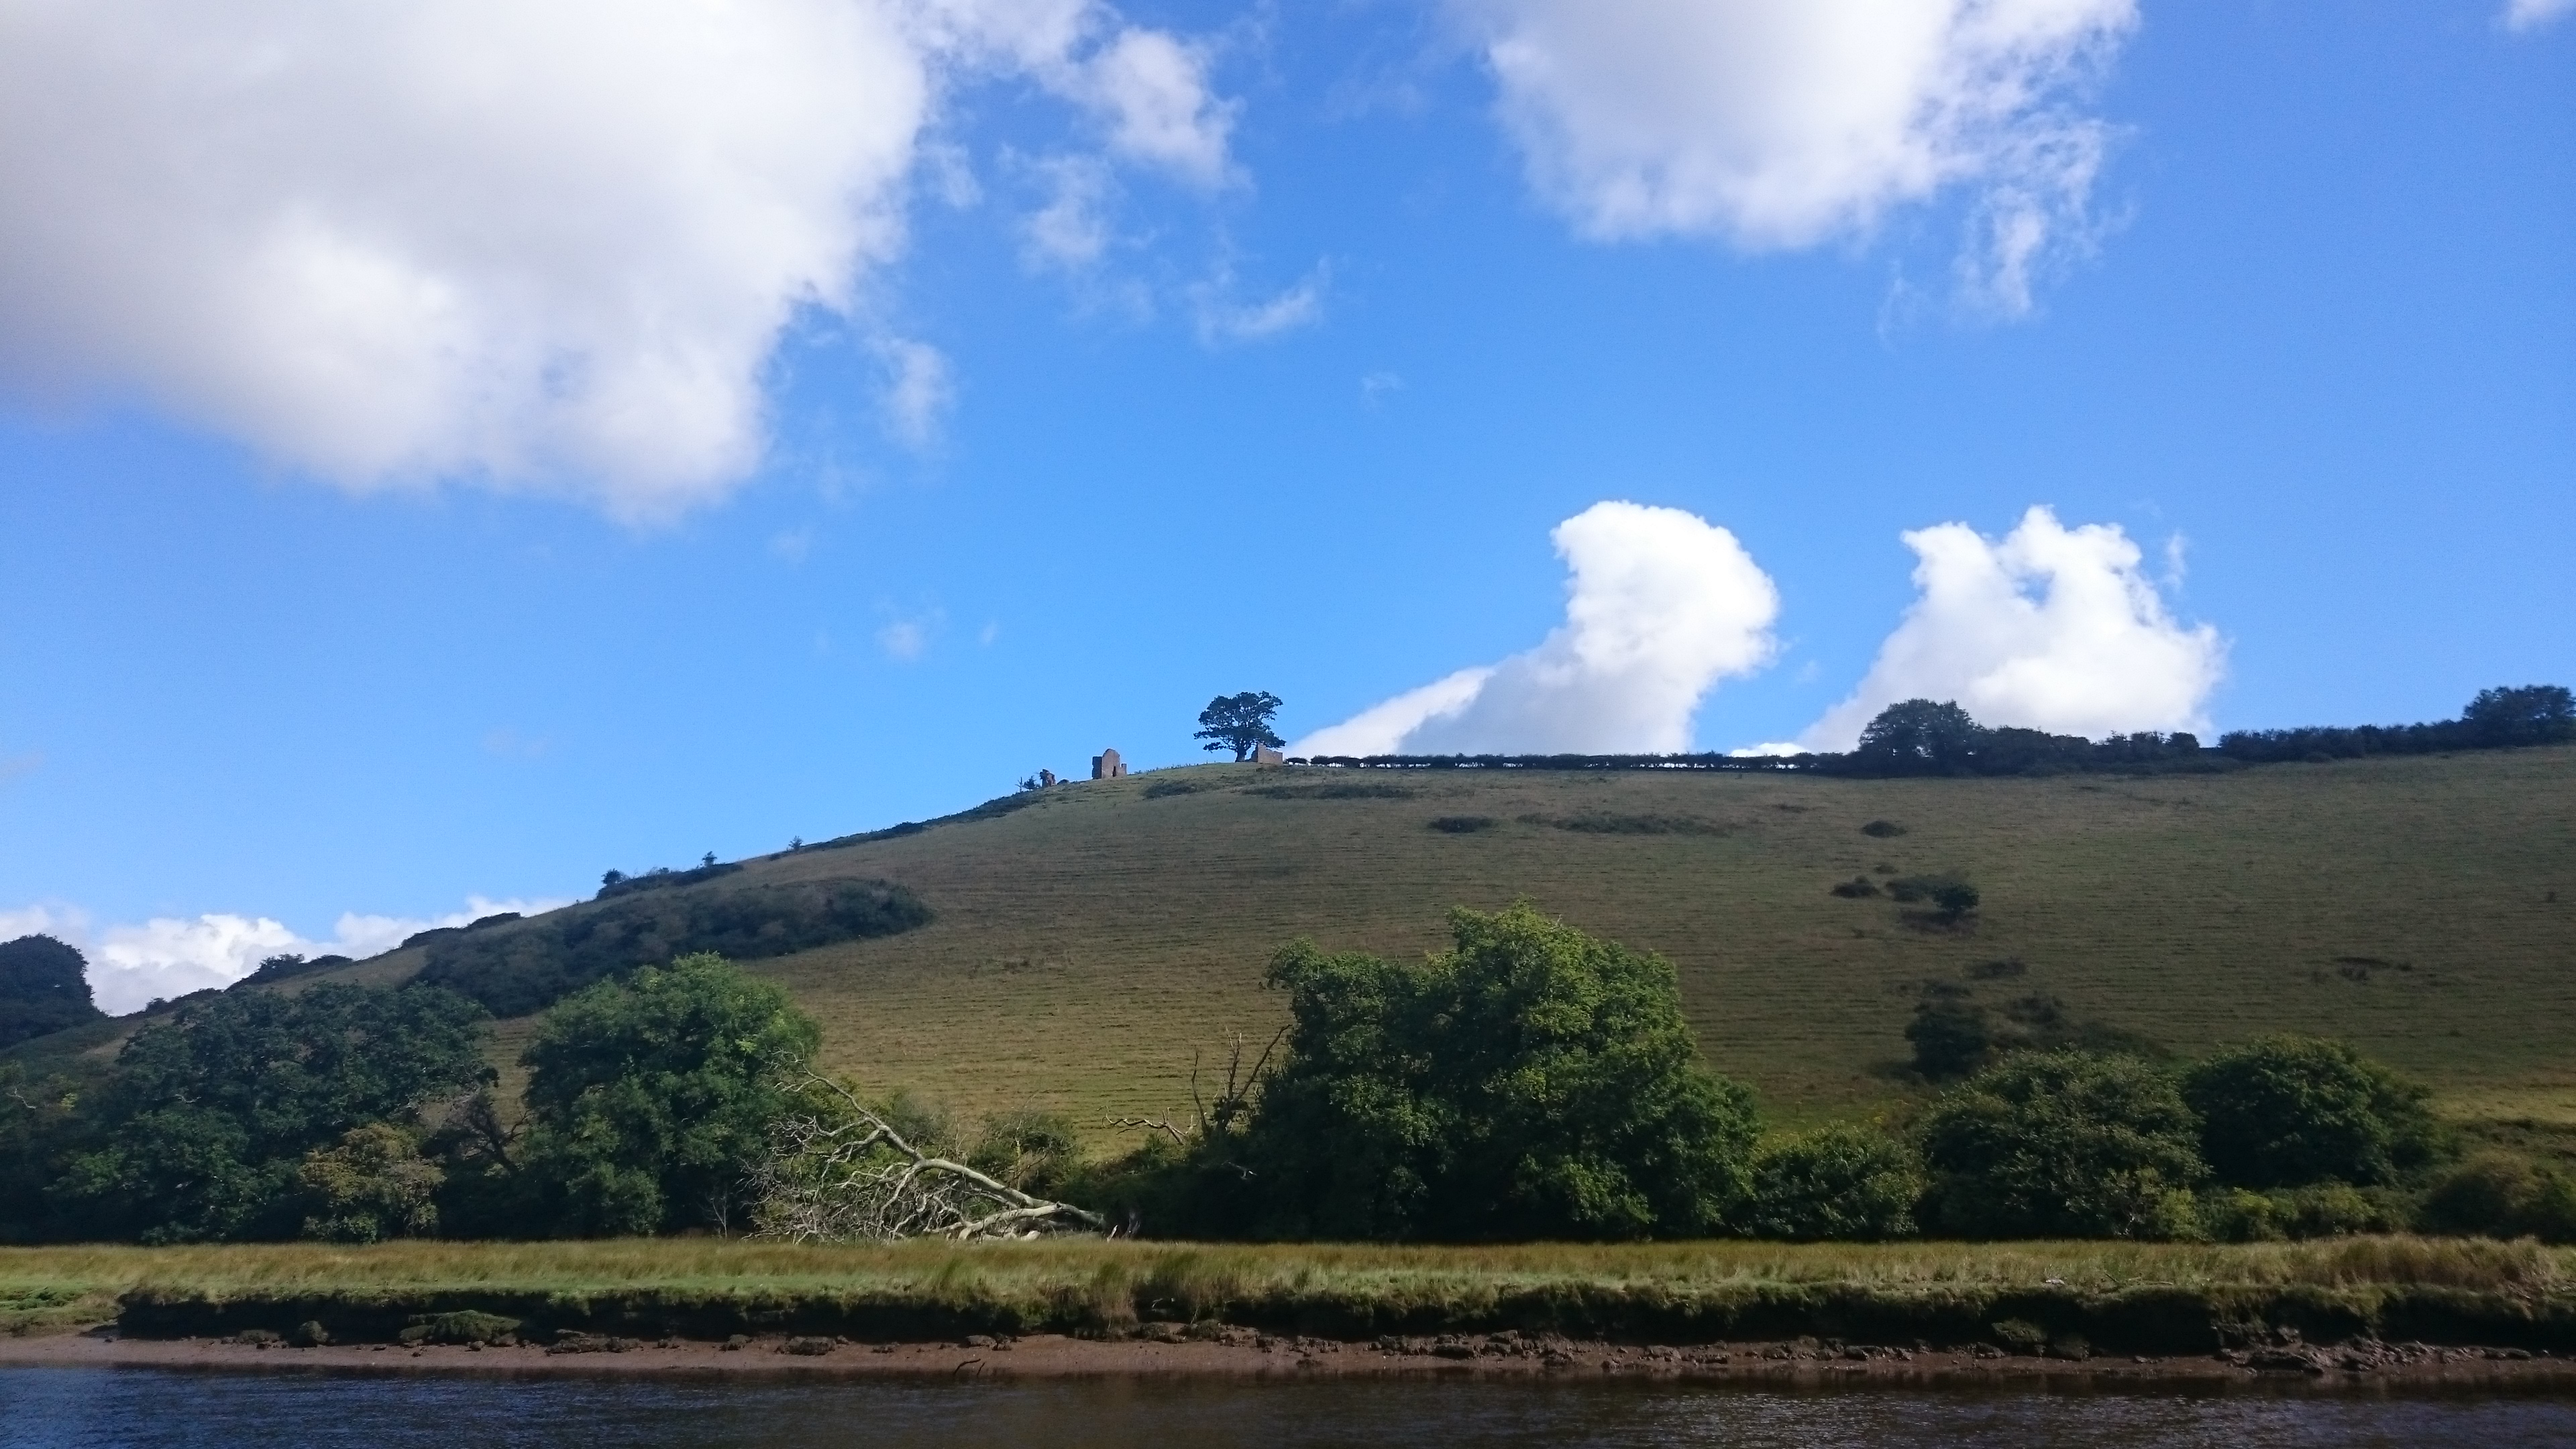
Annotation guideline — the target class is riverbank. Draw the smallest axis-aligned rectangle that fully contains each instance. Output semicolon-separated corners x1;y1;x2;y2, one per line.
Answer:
6;1237;2572;1360
4;1325;2573;1390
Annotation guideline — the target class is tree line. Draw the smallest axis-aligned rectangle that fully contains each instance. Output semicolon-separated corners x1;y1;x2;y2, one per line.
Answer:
9;903;2567;1247
1293;684;2576;777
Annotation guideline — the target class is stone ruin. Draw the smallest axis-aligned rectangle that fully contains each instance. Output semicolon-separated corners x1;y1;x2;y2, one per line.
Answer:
1091;748;1128;780
1252;745;1285;765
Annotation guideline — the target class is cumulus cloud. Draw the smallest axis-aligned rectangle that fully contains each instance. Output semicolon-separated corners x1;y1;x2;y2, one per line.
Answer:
0;0;1232;519
1798;506;2224;751
2505;0;2576;31
1456;0;2137;313
13;895;572;1016
1294;501;1778;756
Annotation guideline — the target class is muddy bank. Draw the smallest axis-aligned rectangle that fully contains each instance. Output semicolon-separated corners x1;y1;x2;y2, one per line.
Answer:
5;1324;2574;1391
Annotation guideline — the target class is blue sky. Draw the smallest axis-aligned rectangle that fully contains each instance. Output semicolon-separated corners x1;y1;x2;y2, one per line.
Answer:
0;1;2569;1007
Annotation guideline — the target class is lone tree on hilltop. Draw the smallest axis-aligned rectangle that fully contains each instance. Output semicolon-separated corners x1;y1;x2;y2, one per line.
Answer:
1195;691;1285;761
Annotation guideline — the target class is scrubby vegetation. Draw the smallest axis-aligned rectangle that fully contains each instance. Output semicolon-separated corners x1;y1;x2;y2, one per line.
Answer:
413;877;929;1016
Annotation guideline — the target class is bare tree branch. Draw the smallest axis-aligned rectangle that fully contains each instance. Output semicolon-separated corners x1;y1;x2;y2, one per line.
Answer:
749;1073;1106;1242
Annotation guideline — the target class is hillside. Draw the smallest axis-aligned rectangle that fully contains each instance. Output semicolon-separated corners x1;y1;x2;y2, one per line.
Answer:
250;745;2576;1135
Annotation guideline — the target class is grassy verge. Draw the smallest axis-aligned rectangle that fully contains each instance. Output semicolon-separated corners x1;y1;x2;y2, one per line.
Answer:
6;1236;2572;1353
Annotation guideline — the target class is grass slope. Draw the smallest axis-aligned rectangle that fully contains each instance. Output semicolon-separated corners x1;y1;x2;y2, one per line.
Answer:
28;747;2576;1135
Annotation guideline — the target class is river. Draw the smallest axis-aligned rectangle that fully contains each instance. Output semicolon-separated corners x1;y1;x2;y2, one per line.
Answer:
5;1368;2573;1447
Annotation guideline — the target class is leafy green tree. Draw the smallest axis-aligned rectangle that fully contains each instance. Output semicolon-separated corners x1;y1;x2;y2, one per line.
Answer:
1852;699;1986;773
1739;1124;1923;1240
1918;1051;2205;1239
519;953;820;1236
2463;684;2576;747
1240;902;1760;1241
0;934;105;1050
297;1122;443;1242
52;983;490;1242
1195;691;1287;761
2420;1152;2576;1242
2182;1035;2439;1189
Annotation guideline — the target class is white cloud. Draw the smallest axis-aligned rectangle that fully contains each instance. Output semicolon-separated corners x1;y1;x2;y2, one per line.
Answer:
878;614;936;661
3;895;568;1016
1799;506;2224;751
0;0;1233;521
2505;0;2576;31
1457;0;2136;314
1193;263;1330;345
1294;500;1779;756
877;338;955;447
1020;154;1119;271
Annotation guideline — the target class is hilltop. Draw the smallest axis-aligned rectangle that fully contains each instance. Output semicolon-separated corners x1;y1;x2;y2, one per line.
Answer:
141;743;2567;1137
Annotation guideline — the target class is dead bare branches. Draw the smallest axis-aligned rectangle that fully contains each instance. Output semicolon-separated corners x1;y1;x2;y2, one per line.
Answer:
749;1074;1105;1242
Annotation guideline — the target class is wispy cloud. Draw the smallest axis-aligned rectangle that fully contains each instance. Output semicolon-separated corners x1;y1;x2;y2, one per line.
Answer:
2505;0;2576;32
1193;262;1330;345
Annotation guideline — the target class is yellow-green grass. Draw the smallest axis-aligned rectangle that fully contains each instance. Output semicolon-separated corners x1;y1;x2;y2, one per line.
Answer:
39;747;2576;1136
11;1238;2573;1348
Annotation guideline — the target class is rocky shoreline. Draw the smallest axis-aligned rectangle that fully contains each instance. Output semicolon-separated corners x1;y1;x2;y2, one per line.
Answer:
5;1323;2572;1389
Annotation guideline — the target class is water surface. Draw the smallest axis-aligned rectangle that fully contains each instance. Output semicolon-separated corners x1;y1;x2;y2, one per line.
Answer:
5;1367;2573;1448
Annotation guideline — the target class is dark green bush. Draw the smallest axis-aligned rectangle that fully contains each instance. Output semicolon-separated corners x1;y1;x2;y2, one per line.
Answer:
1919;1051;2206;1239
1428;816;1497;834
1236;902;1760;1242
415;877;931;1018
1829;876;1880;898
2420;1152;2576;1242
1905;994;1994;1080
1737;1124;1922;1240
2182;1035;2439;1189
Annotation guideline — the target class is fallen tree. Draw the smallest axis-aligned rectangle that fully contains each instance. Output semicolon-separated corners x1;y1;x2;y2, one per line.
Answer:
749;1074;1104;1242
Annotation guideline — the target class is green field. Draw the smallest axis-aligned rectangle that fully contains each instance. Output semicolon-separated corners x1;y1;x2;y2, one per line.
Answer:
32;747;2576;1137
11;1236;2573;1350
301;746;2576;1134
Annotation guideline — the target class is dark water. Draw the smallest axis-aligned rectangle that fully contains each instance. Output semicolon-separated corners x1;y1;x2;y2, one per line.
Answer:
5;1368;2575;1448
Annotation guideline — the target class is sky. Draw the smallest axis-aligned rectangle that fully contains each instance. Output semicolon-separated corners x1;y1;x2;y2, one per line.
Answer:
0;1;2569;1010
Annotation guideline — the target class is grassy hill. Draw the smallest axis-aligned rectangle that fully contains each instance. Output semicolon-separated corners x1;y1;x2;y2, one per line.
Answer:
283;745;2576;1136
25;747;2576;1138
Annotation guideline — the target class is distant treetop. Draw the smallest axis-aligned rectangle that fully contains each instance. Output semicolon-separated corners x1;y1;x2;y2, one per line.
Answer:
1196;691;1286;762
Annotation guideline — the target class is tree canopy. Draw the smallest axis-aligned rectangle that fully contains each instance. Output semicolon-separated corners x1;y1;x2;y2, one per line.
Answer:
2182;1034;2438;1189
0;934;103;1051
1237;902;1759;1241
1851;700;1984;773
51;983;490;1242
518;953;820;1236
1195;691;1286;761
1918;1050;2204;1239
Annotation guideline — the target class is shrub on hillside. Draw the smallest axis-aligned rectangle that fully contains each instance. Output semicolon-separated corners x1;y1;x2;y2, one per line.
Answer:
2419;1152;2576;1243
415;877;930;1018
516;953;820;1237
2198;1181;2394;1242
1737;1124;1922;1240
1235;902;1761;1241
2182;1034;2440;1189
1918;1051;2206;1239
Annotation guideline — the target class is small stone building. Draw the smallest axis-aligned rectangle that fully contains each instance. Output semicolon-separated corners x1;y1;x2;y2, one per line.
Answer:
1091;748;1127;780
1251;745;1285;765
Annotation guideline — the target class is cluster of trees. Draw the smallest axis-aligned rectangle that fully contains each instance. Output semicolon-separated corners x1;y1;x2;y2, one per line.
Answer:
1080;906;2571;1245
0;954;824;1244
8;908;2570;1248
413;877;931;1017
